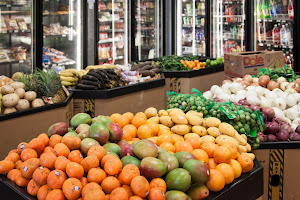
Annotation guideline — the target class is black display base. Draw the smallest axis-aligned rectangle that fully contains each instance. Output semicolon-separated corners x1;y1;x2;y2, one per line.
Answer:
258;141;300;149
0;159;263;200
71;74;165;99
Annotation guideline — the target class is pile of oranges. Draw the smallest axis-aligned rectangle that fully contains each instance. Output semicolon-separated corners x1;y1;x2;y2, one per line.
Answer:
0;132;167;200
180;60;206;70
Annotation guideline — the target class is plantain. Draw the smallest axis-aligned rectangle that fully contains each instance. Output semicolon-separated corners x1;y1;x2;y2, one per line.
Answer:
60;76;78;82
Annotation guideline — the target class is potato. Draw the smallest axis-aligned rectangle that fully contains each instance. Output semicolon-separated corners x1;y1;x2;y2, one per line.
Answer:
207;127;221;137
199;135;215;145
238;145;247;154
160;116;174;127
147;117;160;124
234;131;247;146
241;134;247;141
2;93;19;108
241;153;255;160
171;125;189;135
245;143;251;152
215;135;239;148
10;82;25;90
192;126;207;136
219;123;235;137
3;107;17;114
144;107;157;118
158;110;168;117
184;133;200;140
205;117;221;127
170;113;188;125
186;113;203;126
186;110;203;118
167;108;183;114
24;91;37;101
15;99;30;111
32;98;45;108
14;88;25;99
158;124;170;130
1;85;14;95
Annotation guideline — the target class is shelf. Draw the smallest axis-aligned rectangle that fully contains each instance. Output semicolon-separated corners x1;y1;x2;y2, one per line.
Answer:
182;14;205;17
224;38;244;42
0;30;31;34
43;34;76;38
0;59;26;66
99;8;124;12
43;61;76;68
223;0;244;4
257;42;293;49
99;19;124;23
43;12;77;16
257;18;293;23
223;22;245;26
98;56;124;61
98;39;123;44
0;3;30;8
99;29;124;33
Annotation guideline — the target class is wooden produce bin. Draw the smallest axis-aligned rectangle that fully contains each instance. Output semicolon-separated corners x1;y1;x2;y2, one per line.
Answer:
0;94;73;159
164;65;224;94
72;76;166;117
253;142;300;200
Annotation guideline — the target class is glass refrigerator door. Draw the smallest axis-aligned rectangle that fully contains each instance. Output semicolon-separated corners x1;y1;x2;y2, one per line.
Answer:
135;0;161;60
211;0;246;58
98;0;128;65
42;0;82;70
254;0;294;68
0;0;33;76
177;0;206;56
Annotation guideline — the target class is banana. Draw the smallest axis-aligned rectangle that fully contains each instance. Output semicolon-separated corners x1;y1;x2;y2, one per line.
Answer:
60;76;78;82
60;72;76;77
61;81;76;86
62;69;78;73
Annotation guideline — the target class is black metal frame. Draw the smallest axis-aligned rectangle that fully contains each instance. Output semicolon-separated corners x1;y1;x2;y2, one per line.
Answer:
245;0;253;51
294;0;300;72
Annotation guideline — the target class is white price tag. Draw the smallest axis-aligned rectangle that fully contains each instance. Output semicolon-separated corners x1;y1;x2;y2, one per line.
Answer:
87;0;95;9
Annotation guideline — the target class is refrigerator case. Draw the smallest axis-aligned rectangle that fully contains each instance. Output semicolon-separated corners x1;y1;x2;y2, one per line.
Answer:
211;0;246;58
42;0;83;70
254;0;295;68
0;0;34;76
134;0;162;61
176;0;207;57
98;0;128;65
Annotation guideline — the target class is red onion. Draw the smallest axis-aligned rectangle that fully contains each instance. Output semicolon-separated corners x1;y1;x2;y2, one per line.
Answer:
258;132;267;142
250;105;261;111
281;122;291;127
290;132;300;141
281;124;293;134
277;131;290;141
238;99;250;106
295;126;300;134
272;118;282;124
265;122;280;134
261;107;275;121
267;134;277;142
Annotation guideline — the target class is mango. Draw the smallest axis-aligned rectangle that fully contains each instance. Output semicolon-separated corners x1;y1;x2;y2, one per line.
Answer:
80;138;100;155
75;124;90;134
160;116;174;127
170;113;188;125
186;113;203;126
121;156;141;168
92;115;112;126
63;132;78;138
186;184;209;200
71;113;91;128
165;168;191;192
165;190;189;200
78;130;89;140
140;157;167;180
171;125;190;135
47;122;68;137
89;123;109;145
120;143;135;158
174;152;197;167
158;151;179;173
183;159;210;184
106;122;123;143
103;143;121;155
133;139;158;159
144;107;158;118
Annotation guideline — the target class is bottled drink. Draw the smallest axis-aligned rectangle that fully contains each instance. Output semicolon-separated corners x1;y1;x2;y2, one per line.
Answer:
276;0;282;14
265;0;270;18
259;0;265;19
288;0;294;20
233;25;238;39
286;56;292;68
259;22;265;42
201;3;205;15
285;24;291;45
272;24;280;45
269;0;277;18
290;53;294;68
280;25;287;45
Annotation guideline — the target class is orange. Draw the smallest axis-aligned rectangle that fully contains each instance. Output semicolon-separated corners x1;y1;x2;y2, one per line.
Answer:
149;178;167;193
158;129;172;136
68;150;84;164
135;112;147;119
62;178;83;200
27;179;41;196
84;189;105;200
171;134;184;143
82;182;103;197
130;176;150;198
132;116;147;129
191;149;209;164
208;158;217;169
185;137;201;149
123;125;138;138
116;115;130;128
175;142;193;153
213;146;232;164
121;131;132;142
131;138;140;143
118;164;140;185
104;158;122;176
159;142;175;153
101;154;119;168
20;148;37;161
110;187;129;200
101;176;121;194
111;113;121;123
157;134;174;146
148;187;165;200
215;163;235;185
54;143;70;158
237;154;254;173
148;123;160;136
87;146;106;163
229;159;242;179
129;196;143;200
66;162;84;179
221;142;238;159
29;137;45;154
122;184;134;197
81;155;100;173
123;112;134;123
61;136;77;151
45;189;65;200
201;142;217;158
205;169;225;192
137;124;154;139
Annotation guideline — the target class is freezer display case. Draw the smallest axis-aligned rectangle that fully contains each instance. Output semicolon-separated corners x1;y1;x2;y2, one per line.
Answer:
254;0;294;68
0;0;34;76
134;0;162;61
176;0;207;56
211;0;246;58
42;0;83;70
98;0;128;65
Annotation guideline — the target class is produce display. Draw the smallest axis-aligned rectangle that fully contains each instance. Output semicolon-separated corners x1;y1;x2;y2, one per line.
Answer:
256;66;300;83
60;69;87;87
0;108;256;200
158;55;224;71
1;70;67;115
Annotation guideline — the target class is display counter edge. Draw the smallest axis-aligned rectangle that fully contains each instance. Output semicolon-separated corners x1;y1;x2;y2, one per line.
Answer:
258;141;300;149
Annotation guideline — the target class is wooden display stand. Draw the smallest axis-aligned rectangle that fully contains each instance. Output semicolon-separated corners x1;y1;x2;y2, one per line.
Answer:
253;142;300;200
0;95;73;159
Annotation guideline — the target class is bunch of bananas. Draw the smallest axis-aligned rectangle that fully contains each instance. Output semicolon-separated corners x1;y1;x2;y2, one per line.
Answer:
85;65;118;71
60;69;87;87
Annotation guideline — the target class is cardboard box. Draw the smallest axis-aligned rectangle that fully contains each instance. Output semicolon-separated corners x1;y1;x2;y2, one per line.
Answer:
253;149;300;200
0;98;73;159
224;51;284;78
